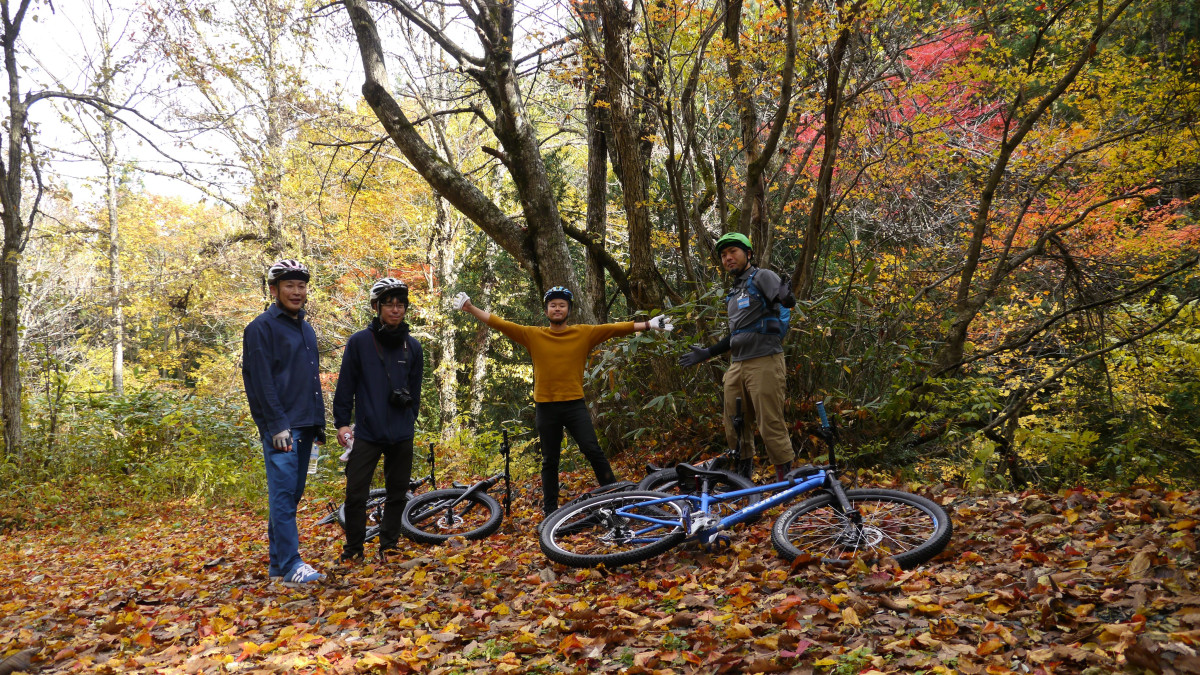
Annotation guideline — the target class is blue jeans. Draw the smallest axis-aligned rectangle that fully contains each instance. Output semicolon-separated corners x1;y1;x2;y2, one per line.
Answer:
262;426;316;577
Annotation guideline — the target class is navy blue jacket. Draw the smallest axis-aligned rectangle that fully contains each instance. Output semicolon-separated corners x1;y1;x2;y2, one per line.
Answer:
242;303;326;438
332;319;423;444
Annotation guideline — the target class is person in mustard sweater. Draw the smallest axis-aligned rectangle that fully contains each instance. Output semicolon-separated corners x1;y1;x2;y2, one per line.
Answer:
453;286;673;516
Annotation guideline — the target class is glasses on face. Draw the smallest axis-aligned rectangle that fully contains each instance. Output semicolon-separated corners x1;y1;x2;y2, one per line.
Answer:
379;299;406;309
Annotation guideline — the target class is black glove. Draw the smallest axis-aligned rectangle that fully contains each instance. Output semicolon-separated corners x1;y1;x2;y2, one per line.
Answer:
678;345;711;368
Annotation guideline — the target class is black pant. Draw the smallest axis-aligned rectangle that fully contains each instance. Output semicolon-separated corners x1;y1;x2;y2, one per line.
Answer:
343;437;414;555
535;399;618;515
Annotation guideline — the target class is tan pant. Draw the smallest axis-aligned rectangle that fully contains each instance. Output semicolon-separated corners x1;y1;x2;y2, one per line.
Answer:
723;352;795;466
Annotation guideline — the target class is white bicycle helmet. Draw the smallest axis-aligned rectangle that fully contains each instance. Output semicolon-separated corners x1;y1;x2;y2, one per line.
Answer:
266;259;310;285
370;277;409;305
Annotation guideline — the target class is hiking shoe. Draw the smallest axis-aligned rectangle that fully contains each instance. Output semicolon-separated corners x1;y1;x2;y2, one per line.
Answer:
282;562;324;586
338;552;363;565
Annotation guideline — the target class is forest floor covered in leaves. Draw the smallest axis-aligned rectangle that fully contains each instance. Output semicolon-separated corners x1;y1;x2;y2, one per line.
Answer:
0;468;1198;675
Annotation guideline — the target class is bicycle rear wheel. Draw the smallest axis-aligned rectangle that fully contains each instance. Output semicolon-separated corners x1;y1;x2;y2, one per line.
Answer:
400;488;503;544
771;489;952;569
637;468;760;519
540;490;688;568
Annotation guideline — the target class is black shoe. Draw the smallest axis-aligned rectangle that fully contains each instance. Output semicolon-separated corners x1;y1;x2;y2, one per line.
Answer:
338;551;363;565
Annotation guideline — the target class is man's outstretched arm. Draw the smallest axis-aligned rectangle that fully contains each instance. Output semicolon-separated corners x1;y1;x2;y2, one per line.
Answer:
679;334;732;367
453;292;491;323
633;315;673;333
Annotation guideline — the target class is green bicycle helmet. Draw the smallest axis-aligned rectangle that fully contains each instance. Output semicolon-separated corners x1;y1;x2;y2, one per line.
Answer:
715;232;752;255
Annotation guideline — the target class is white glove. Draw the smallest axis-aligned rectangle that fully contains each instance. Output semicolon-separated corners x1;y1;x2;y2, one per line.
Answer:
271;429;292;451
648;314;674;332
452;292;470;311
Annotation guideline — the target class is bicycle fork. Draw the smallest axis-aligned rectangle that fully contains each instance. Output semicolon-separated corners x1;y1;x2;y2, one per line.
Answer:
826;476;868;548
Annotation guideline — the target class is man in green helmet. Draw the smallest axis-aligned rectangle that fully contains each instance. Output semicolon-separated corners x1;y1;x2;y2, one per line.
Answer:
679;232;796;482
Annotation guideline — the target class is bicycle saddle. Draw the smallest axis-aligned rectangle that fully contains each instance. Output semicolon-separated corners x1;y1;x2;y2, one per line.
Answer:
783;465;823;482
674;463;731;483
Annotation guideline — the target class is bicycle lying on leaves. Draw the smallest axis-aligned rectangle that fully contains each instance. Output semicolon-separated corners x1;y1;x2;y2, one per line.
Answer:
317;431;513;545
539;402;952;569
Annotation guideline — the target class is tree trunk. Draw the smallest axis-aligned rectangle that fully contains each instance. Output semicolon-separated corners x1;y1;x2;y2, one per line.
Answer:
584;78;609;323
792;0;860;299
99;62;124;397
105;124;124;396
468;238;498;425
0;246;20;457
0;2;32;457
343;0;593;320
434;196;459;439
263;17;285;255
594;0;665;310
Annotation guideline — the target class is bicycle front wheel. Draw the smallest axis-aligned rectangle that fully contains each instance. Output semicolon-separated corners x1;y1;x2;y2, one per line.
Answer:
772;489;952;569
540;490;688;568
400;488;503;544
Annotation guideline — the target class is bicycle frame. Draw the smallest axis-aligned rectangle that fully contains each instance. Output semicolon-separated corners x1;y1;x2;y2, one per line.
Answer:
615;397;854;544
426;429;512;515
614;470;831;543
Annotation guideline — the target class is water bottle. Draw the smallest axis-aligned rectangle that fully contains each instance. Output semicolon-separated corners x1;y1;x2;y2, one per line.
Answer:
307;445;321;474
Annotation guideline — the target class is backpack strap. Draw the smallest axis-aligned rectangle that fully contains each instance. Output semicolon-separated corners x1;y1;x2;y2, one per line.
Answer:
731;268;784;336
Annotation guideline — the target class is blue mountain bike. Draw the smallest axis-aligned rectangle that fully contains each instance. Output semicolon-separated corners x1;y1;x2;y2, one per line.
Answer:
539;402;952;569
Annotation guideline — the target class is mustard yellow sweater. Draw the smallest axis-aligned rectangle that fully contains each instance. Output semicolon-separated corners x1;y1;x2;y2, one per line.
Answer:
486;314;636;402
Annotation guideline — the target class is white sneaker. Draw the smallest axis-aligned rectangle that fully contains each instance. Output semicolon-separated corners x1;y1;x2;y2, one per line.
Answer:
282;562;324;586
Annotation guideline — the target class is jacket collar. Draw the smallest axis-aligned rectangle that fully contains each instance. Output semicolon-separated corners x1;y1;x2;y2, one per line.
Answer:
733;265;757;283
369;317;410;348
268;302;306;322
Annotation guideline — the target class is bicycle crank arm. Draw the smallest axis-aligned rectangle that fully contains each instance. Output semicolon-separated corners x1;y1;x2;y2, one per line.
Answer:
705;533;732;550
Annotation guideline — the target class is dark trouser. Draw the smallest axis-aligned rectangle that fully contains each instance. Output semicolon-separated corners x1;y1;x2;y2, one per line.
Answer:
535;399;618;515
342;437;414;556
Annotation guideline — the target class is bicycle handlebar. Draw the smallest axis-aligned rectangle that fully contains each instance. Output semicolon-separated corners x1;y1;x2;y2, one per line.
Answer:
816;401;830;429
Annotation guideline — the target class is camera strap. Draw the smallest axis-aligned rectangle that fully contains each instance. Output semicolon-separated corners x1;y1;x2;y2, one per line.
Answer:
370;332;409;391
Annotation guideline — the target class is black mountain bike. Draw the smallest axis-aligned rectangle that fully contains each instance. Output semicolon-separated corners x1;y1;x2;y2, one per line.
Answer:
539;402;953;569
636;397;761;517
317;431;513;545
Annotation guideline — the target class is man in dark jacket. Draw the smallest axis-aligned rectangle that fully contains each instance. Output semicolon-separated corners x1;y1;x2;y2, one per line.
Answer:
333;277;424;562
242;259;326;586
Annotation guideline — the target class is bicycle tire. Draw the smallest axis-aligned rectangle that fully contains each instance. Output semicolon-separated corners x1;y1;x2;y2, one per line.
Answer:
636;467;760;519
771;489;952;569
400;488;503;544
334;488;388;541
539;490;688;568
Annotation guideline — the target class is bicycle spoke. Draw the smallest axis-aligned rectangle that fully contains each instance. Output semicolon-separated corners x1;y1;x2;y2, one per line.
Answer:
774;490;950;568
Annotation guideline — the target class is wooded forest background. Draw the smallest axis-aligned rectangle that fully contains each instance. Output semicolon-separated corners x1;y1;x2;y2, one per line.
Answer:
0;0;1197;522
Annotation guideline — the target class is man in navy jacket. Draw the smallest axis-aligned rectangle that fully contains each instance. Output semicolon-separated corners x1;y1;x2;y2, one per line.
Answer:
242;259;326;585
333;277;424;562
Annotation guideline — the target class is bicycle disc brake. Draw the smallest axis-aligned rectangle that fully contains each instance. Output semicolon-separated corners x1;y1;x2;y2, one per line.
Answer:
594;508;635;545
